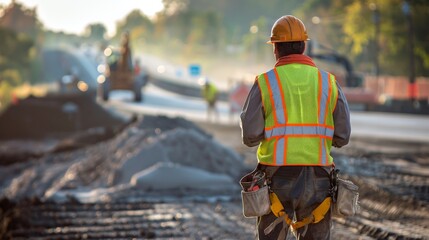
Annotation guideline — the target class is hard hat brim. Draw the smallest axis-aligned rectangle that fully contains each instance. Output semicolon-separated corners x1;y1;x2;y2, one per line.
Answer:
266;38;311;44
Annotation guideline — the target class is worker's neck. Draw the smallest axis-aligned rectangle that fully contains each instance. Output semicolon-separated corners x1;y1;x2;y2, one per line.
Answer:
275;54;316;67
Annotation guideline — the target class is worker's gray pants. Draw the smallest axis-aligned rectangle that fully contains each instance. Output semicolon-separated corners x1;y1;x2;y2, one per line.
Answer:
257;166;332;240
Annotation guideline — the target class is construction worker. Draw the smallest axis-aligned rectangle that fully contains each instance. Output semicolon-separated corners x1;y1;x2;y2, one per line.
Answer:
202;79;219;121
118;31;133;72
240;15;351;239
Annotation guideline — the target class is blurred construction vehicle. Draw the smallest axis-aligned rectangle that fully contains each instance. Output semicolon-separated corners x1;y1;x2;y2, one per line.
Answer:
97;32;148;102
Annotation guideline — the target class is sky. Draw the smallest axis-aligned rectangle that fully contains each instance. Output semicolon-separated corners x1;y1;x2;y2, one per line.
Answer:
0;0;164;36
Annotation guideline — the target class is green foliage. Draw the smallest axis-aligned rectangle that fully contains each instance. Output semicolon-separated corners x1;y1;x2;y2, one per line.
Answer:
412;1;429;75
161;10;223;52
0;28;33;71
149;0;306;64
162;0;303;41
0;0;43;109
343;1;372;55
0;28;33;83
0;69;21;87
0;27;35;109
296;0;429;76
115;10;154;46
0;80;14;109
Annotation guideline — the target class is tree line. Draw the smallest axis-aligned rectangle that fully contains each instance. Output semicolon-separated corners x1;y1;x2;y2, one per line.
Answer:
105;0;428;77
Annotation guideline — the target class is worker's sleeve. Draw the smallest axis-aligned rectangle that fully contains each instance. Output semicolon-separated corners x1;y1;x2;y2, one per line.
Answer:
240;80;265;147
332;82;351;148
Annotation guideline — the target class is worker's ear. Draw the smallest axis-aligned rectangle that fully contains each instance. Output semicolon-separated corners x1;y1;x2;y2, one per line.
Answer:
273;43;279;60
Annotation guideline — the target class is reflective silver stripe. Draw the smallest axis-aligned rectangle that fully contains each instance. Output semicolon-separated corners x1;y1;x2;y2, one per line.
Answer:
321;138;327;165
275;138;285;165
319;70;329;124
265;126;334;138
319;70;330;165
266;70;286;124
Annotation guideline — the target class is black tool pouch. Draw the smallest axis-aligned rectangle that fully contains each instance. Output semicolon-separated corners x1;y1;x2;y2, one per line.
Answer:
239;169;271;218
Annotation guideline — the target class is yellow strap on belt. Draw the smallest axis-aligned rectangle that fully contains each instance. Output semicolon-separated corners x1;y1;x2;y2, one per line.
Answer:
291;197;332;229
269;192;331;230
269;191;285;217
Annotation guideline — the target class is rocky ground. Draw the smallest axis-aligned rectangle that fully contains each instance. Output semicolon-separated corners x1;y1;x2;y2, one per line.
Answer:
0;94;428;240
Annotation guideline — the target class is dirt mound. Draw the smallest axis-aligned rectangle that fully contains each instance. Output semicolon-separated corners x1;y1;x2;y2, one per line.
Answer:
111;127;244;185
130;162;234;190
0;93;131;165
137;115;210;137
0;114;246;202
0;93;126;140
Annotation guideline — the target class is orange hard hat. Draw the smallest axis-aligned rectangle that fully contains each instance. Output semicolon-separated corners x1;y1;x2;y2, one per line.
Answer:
267;15;309;44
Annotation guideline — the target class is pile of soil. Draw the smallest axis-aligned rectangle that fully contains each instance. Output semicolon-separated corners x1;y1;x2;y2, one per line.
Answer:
0;93;130;165
0;93;126;140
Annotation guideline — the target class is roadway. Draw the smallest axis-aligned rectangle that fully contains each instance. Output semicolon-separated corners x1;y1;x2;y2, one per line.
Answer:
104;87;429;144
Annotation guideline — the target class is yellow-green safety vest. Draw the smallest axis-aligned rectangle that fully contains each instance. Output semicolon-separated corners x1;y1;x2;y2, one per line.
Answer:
203;83;218;103
257;64;338;166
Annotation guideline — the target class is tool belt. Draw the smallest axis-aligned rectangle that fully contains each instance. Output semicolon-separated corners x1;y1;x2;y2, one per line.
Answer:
240;166;359;239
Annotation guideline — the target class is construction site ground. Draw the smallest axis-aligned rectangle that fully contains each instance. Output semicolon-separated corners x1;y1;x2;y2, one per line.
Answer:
0;95;428;240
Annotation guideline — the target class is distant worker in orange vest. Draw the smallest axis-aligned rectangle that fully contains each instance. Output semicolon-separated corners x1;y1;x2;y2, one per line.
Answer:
240;15;351;239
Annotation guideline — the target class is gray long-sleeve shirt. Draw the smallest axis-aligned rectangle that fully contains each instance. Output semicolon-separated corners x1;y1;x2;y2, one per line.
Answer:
240;77;351;148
